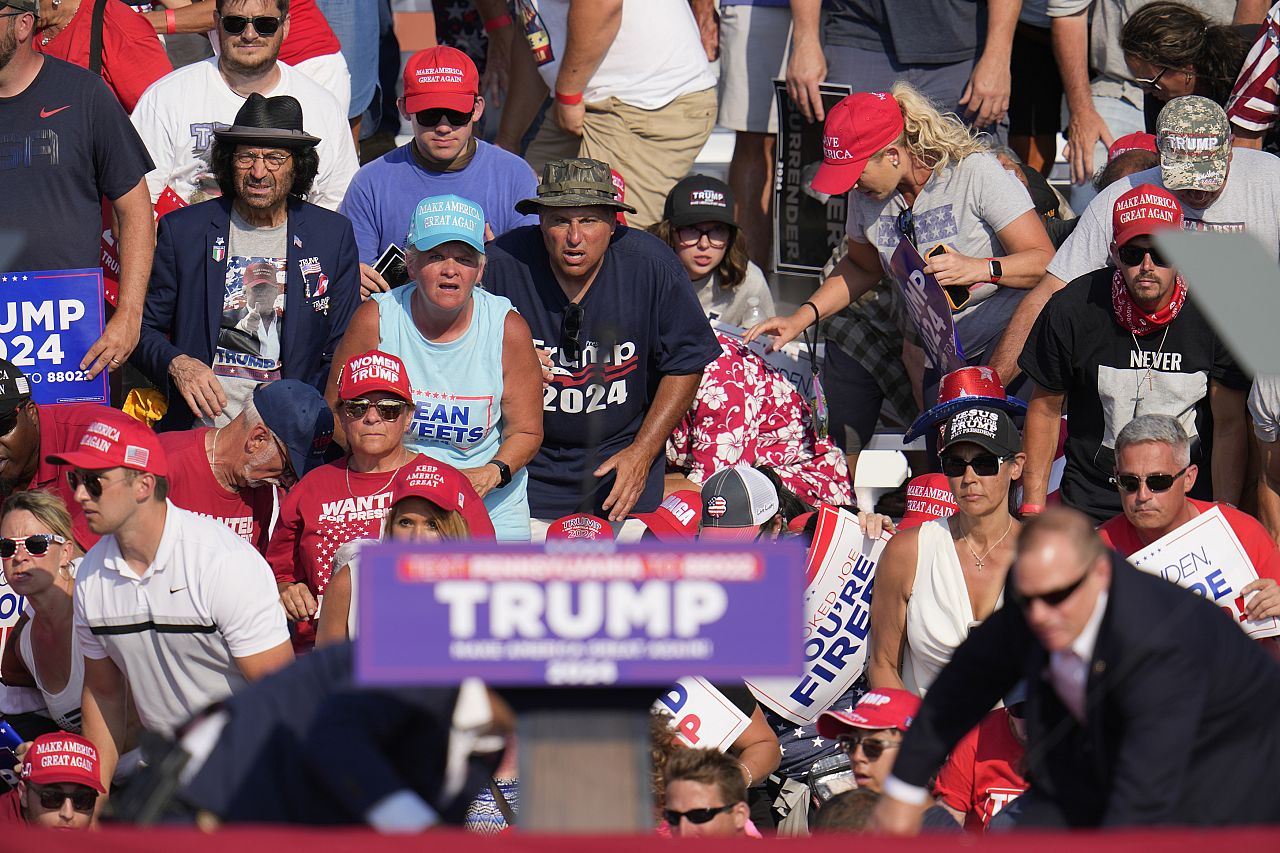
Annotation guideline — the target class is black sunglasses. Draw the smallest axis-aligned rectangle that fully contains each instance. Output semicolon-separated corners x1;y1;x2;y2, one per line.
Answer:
1012;565;1093;610
896;208;917;248
561;302;585;361
340;398;410;422
415;106;475;127
836;734;901;762
0;403;26;437
1134;66;1169;92
219;14;282;35
0;533;67;559
1116;244;1171;268
66;469;115;500
30;784;98;812
1110;466;1189;494
662;804;736;826
940;453;1008;478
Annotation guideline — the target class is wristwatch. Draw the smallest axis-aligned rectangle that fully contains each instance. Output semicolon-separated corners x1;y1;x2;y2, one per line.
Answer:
988;258;1003;282
489;460;512;488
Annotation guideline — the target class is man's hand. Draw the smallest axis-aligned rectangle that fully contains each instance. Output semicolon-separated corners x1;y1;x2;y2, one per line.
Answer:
81;313;141;380
359;262;390;299
959;52;1011;130
537;347;554;386
1064;104;1114;186
461;464;502;499
867;794;926;836
481;28;512;109
555;99;586;136
278;581;317;622
691;0;719;61
168;354;227;421
595;443;654;522
785;34;828;122
1243;578;1280;620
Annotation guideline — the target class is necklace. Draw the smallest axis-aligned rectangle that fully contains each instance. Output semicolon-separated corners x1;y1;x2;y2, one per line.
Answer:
345;451;409;498
1129;326;1171;417
208;428;236;492
962;517;1014;572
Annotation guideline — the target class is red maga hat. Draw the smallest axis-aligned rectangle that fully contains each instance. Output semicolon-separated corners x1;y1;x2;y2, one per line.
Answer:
546;514;613;541
817;688;922;737
811;92;904;195
904;366;1027;443
896;473;957;529
339;351;413;402
1112;183;1183;248
402;46;479;114
22;732;106;793
390;458;496;538
46;412;167;477
632;489;700;541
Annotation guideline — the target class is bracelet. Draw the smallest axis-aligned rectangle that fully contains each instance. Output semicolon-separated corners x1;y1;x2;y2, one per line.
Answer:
802;300;821;326
555;90;584;106
1019;503;1044;516
737;761;753;788
483;13;512;32
165;8;177;34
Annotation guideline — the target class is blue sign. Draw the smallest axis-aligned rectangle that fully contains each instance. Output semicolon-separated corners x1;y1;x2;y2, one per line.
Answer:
888;240;966;373
355;541;806;687
0;268;107;405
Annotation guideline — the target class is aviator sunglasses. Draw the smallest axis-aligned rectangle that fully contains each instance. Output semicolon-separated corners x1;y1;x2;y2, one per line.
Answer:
1110;466;1189;494
341;398;410;421
836;733;900;762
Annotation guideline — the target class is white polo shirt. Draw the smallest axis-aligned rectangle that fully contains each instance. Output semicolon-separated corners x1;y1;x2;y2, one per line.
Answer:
74;502;289;737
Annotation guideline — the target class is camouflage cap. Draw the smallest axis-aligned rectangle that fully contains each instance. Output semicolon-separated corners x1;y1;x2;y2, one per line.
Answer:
515;157;637;215
1156;96;1230;193
0;0;38;13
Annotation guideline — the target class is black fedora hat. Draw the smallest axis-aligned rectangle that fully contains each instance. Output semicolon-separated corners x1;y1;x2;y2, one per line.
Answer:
213;93;321;149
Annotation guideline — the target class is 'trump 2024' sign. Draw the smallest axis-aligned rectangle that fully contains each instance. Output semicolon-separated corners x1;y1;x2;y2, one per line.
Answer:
356;542;805;686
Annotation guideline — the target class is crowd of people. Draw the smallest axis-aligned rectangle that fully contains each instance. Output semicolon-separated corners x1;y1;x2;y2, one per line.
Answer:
2;0;1280;838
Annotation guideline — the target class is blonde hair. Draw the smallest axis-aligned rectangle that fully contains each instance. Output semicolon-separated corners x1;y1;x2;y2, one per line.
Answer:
2;489;74;544
383;498;471;540
885;81;990;173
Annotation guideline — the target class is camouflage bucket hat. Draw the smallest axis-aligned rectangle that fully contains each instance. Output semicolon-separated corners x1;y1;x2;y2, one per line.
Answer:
515;157;637;215
1156;95;1230;193
0;0;38;13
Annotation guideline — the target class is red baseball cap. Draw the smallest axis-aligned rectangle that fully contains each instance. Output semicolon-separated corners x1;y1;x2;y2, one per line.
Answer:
611;169;628;226
1112;183;1183;247
897;473;957;530
402;46;479;114
811;91;905;195
22;733;105;793
546;513;613;541
787;511;816;534
631;489;700;541
817;688;922;738
339;350;413;402
1108;132;1158;162
390;458;496;538
904;365;1028;442
46;411;167;476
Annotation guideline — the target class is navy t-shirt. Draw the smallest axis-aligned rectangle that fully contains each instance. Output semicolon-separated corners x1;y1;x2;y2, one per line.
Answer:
484;226;720;518
0;57;153;272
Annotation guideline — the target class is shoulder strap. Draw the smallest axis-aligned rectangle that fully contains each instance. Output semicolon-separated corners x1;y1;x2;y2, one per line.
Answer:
88;0;108;76
487;778;517;827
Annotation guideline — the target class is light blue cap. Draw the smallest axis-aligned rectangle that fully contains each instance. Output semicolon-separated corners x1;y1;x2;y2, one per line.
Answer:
406;194;486;254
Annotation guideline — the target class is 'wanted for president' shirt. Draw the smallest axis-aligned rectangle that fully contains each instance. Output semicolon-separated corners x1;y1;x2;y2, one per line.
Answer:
1019;268;1249;522
484;226;720;518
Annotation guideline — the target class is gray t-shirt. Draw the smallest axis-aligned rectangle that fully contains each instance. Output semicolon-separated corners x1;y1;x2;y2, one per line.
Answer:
206;210;288;426
694;261;776;327
1046;147;1280;285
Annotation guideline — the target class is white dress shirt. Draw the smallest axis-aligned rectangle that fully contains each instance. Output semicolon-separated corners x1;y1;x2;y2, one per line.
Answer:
1049;591;1109;722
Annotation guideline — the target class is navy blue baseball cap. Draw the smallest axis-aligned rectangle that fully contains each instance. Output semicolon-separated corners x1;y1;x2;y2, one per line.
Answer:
253;381;334;481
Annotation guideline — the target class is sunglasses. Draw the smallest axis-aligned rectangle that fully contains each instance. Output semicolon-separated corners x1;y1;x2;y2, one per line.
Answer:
836;734;901;762
662;804;736;826
415;106;474;127
219;14;282;35
1007;703;1027;720
340;398;410;422
273;435;297;483
1110;466;1189;494
1012;564;1093;610
1134;66;1169;92
561;301;585;361
939;453;1008;478
0;404;24;437
896;208;916;248
66;469;119;500
676;224;731;248
0;533;67;559
1116;244;1171;268
30;784;98;812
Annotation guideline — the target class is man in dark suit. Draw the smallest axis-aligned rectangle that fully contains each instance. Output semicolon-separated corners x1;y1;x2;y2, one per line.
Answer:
873;508;1280;832
132;93;359;431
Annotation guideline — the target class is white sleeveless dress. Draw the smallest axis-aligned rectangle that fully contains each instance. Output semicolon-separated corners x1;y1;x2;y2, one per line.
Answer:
19;616;84;733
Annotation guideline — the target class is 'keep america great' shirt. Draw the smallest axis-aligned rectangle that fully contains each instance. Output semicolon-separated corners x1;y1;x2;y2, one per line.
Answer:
484;226;720;518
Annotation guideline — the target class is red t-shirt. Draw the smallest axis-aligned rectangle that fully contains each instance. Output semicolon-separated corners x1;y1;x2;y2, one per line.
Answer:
11;403;110;551
277;0;342;66
0;789;23;826
933;708;1028;832
35;0;172;113
158;428;275;554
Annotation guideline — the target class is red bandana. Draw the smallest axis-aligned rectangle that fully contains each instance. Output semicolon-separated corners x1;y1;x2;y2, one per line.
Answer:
1111;268;1187;336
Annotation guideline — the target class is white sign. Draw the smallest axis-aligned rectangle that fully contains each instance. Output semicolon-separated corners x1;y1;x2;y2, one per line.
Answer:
654;676;751;752
745;506;887;724
1128;506;1280;639
710;318;824;401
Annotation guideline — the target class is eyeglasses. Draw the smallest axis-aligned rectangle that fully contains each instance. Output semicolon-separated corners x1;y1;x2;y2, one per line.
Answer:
0;401;28;437
939;453;1009;478
896;208;916;248
1110;465;1189;494
1011;563;1093;610
414;106;475;127
30;784;98;812
1134;66;1169;92
66;469;120;500
675;224;731;248
836;734;901;762
561;301;585;361
233;151;292;170
1116;244;1171;268
273;435;297;484
219;14;282;35
0;534;67;559
662;804;737;826
340;398;410;422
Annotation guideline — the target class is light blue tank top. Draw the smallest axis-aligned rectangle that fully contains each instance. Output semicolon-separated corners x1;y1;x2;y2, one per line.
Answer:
373;285;531;541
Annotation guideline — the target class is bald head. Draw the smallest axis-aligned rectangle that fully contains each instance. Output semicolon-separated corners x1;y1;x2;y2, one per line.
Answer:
1013;508;1112;652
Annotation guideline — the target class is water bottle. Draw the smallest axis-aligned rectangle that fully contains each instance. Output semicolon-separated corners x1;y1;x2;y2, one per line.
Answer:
741;297;766;328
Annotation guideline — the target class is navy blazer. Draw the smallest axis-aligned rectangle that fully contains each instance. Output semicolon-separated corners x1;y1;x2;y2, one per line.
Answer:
133;195;360;431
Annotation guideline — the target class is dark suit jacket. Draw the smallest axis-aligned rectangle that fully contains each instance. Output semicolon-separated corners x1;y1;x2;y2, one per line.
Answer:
133;195;360;430
894;555;1280;827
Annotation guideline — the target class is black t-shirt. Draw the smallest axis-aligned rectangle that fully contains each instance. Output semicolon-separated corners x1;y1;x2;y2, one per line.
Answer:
0;57;153;272
484;226;720;518
823;0;985;65
1018;268;1249;522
